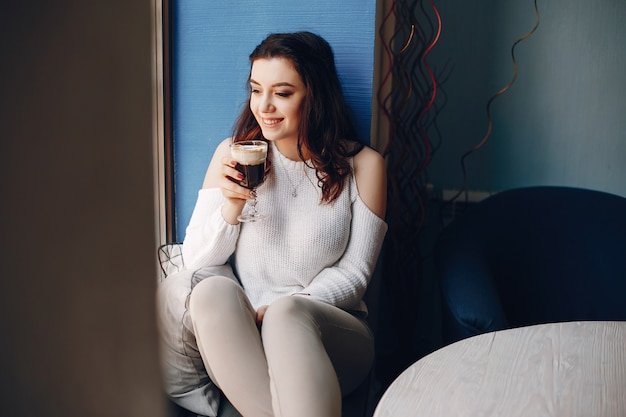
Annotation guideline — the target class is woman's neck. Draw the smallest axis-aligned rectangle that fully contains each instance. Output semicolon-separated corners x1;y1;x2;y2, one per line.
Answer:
274;138;310;161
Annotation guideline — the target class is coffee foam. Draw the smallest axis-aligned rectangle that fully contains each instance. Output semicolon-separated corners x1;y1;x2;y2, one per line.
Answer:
231;144;267;165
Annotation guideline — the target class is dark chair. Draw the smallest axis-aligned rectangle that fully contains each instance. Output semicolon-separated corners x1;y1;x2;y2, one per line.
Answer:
435;186;626;345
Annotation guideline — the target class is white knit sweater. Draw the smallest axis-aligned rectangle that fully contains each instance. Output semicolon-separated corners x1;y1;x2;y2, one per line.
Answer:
182;142;388;313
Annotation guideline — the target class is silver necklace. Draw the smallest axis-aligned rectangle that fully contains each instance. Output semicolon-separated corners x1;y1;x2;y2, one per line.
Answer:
277;152;307;197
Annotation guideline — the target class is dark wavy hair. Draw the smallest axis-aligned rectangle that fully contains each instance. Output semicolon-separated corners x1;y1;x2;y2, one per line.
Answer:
232;31;363;203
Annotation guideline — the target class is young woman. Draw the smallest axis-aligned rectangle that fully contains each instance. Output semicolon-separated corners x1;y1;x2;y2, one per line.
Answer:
158;31;387;417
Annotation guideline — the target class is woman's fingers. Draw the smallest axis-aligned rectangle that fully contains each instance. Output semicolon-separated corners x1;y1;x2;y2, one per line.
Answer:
220;157;252;200
222;157;244;182
221;178;252;200
255;305;268;324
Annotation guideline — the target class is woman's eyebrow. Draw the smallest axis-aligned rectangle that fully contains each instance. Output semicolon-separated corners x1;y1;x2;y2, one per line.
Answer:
249;79;296;88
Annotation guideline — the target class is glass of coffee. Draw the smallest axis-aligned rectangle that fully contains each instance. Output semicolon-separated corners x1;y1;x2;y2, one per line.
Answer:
230;140;268;222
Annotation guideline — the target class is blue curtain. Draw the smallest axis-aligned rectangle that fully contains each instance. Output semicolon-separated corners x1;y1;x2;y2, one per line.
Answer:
171;0;376;239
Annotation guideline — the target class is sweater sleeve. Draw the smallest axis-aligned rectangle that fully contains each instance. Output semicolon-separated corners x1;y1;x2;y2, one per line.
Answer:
298;196;388;310
182;188;241;270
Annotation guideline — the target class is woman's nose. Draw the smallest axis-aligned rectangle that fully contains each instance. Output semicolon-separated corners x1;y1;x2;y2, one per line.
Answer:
259;94;275;112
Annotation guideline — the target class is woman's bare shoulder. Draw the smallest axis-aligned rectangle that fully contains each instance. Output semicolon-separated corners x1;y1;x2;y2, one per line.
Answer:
353;145;386;219
202;138;233;188
353;145;384;166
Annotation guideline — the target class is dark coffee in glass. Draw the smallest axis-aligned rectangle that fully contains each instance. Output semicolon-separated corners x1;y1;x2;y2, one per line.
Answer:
230;140;268;222
235;161;265;189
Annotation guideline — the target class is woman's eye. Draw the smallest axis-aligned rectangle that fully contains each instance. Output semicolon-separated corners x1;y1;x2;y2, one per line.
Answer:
276;92;292;98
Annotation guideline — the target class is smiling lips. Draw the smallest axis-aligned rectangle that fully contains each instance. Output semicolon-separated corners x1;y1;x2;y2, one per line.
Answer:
262;118;283;126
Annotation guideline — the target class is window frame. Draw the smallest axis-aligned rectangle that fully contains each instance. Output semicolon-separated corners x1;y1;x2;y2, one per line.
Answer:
152;0;175;245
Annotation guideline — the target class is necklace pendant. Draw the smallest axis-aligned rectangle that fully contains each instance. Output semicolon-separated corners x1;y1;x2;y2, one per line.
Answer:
292;189;298;197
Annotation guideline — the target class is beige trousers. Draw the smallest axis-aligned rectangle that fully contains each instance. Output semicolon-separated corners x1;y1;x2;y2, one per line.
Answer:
188;275;374;417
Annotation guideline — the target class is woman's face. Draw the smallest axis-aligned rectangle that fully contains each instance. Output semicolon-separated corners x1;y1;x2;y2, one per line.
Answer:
249;57;306;146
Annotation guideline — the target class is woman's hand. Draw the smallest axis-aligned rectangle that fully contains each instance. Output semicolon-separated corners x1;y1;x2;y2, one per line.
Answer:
201;139;253;224
255;305;269;324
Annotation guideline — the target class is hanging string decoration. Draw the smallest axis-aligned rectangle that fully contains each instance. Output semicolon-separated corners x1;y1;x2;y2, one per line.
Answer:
377;0;444;367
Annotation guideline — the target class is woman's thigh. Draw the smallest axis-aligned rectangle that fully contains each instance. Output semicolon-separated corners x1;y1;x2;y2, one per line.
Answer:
262;296;374;394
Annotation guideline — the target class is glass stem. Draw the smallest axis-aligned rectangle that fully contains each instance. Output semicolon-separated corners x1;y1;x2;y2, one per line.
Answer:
249;189;258;216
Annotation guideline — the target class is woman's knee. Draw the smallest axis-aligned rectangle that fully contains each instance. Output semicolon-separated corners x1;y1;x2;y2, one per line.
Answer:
264;296;313;322
262;296;320;341
188;275;242;318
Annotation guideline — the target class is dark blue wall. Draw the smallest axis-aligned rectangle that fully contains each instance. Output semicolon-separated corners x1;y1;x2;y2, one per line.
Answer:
426;1;626;197
172;1;376;239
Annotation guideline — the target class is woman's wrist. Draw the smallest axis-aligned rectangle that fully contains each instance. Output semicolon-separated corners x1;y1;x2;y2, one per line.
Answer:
221;199;246;224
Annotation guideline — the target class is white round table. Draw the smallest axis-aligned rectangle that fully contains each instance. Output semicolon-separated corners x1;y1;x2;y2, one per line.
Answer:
374;321;626;417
